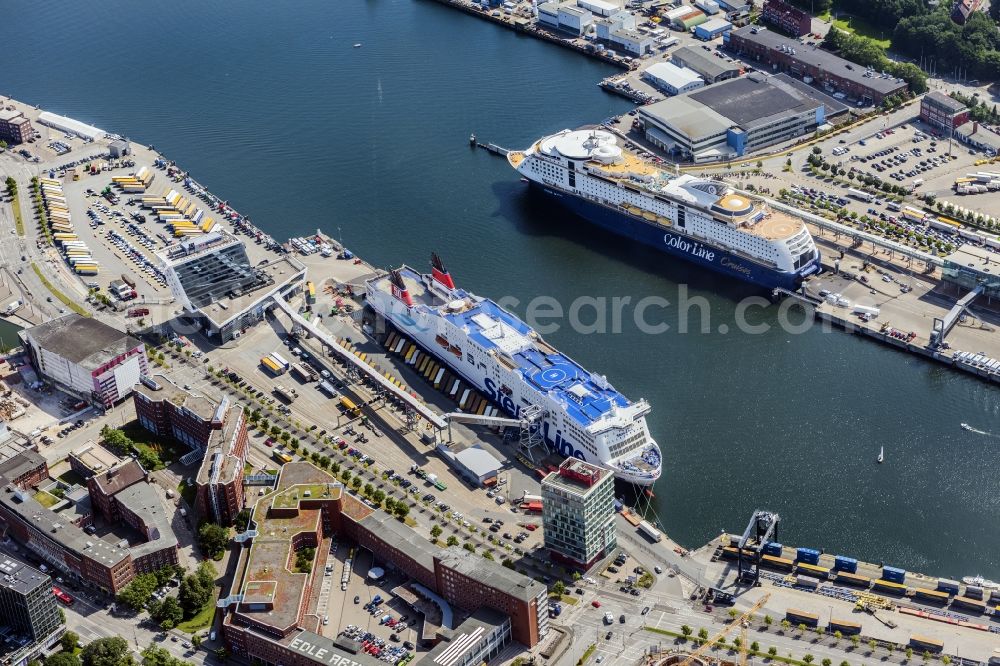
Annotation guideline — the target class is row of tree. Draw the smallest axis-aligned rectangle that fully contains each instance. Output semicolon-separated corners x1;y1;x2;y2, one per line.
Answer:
893;9;1000;81
116;562;217;630
822;28;928;94
99;426;163;471
33;635;215;666
949;90;1000;124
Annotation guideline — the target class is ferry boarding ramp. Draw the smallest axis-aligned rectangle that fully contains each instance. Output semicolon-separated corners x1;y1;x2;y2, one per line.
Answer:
270;294;448;430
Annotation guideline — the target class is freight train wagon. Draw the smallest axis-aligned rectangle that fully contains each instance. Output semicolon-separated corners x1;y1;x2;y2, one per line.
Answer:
785;609;819;627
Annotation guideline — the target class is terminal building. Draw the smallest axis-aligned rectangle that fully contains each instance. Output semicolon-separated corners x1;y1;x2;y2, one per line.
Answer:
541;458;616;570
19;315;148;408
221;463;548;666
0;554;64;665
638;72;846;161
725;26;908;105
157;232;306;343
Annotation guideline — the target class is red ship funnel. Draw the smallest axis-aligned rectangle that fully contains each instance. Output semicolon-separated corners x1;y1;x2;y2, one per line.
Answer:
430;252;455;290
389;270;413;307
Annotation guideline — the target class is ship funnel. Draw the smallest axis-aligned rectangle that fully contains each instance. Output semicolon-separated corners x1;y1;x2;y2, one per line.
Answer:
389;269;414;307
430;253;456;290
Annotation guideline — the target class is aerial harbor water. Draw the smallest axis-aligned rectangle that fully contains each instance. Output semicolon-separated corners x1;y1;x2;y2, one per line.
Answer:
4;0;999;581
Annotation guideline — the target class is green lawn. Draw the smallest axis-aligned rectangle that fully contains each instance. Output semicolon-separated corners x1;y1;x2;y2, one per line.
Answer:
10;191;25;236
832;14;891;49
31;263;88;316
176;602;216;634
34;491;60;508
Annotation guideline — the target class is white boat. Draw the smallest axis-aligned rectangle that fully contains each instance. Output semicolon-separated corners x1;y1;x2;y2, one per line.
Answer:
366;255;662;485
353;43;362;48
960;423;974;431
961;575;999;589
876;446;884;464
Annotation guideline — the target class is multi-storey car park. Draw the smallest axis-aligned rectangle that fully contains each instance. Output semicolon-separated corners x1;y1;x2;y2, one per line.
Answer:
220;462;549;666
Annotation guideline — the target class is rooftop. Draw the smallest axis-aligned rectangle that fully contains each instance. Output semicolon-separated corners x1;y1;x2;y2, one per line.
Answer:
687;72;823;130
0;484;129;568
435;548;546;604
284;629;386;666
640;95;733;140
90;459;146;498
672;45;741;80
20;314;142;371
424;609;510;666
0;554;50;597
134;380;221;422
113;482;178;558
0;109;23;122
70;442;122;475
195;412;245;488
729;26;908;95
922;91;969;115
0;449;47;483
644;62;704;89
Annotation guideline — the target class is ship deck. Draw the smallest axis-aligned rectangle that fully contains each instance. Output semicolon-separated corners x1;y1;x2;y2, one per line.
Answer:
745;208;805;240
586;151;660;179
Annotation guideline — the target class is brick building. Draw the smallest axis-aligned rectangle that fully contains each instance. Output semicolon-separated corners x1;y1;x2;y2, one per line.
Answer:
133;382;249;526
87;459;147;522
222;463;547;666
0;450;49;490
919;91;970;131
726;26;908;105
761;0;812;37
0;108;34;145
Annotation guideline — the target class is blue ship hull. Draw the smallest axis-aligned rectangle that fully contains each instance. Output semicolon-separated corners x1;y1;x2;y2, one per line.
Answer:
534;184;819;291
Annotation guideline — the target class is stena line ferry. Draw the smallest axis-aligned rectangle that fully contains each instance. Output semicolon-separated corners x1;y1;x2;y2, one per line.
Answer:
508;129;822;290
365;255;662;486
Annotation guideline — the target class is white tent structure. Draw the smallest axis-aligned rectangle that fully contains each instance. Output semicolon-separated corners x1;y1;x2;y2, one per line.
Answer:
37;111;104;141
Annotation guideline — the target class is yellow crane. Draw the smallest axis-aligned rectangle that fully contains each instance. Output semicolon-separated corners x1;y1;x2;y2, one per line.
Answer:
675;593;771;666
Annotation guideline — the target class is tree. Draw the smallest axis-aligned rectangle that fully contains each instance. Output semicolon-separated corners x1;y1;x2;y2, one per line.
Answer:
812;146;822;155
446;535;459;547
234;508;253;532
430;525;443;539
768;647;778;656
372;489;385;504
822;659;832;666
698;628;709;640
81;637;133;666
394;503;410;519
178;567;213;617
140;645;186;666
463;542;476;553
482;551;494;560
47;655;82;666
551;581;566;596
117;573;158;611
780;619;791;632
197;523;229;558
803;656;814;664
191;635;202;648
363;483;374;497
763;614;773;627
905;647;913;659
680;625;692;637
351;477;362;490
61;631;80;653
151;596;183;629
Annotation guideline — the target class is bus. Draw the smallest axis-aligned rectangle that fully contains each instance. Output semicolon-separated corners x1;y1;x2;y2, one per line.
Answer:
273;449;293;465
52;586;74;605
908;635;944;654
339;396;361;417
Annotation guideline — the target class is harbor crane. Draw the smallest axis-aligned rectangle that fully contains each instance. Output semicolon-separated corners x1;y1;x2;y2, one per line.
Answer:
671;593;770;666
736;510;780;585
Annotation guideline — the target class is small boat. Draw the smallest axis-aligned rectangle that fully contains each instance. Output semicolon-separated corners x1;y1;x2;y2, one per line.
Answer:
353;43;362;48
960;423;974;431
876;446;884;464
469;133;477;146
962;575;999;589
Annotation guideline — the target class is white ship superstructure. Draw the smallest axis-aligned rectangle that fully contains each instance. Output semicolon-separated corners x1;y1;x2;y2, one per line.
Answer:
366;259;661;485
508;129;821;289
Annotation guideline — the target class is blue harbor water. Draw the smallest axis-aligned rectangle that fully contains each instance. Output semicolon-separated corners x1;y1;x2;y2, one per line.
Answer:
4;0;999;578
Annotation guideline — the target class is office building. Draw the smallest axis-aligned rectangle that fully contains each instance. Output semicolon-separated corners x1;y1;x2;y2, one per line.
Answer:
726;26;908;105
0;109;34;145
134;380;230;450
19;315;148;408
157;232;306;343
112;483;179;573
920;92;970;131
193;409;249;526
541;458;616;570
761;0;811;37
87;459;147;522
639;72;846;161
0;555;63;662
671;46;741;83
221;463;547;666
68;441;123;479
643;62;705;96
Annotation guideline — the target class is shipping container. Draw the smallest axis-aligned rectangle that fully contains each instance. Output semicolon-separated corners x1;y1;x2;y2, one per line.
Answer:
762;542;783;557
913;588;950;604
785;609;819;626
951;596;986;613
882;566;906;583
761;555;794;572
638;520;662;542
908;635;943;653
796;548;820;565
796;562;830;578
318;381;338;397
828;619;861;635
964;585;984;600
795;575;820;590
261;356;283;375
935;578;960;595
833;556;857;573
873;579;907;595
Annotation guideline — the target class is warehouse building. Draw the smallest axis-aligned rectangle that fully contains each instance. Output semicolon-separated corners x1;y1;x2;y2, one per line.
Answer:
595;10;636;39
920;92;970;131
609;28;654;55
643;62;705;96
157;232;306;343
670;8;708;29
19;315;148;408
726;26;908;105
221;463;548;666
761;0;812;37
694;17;733;40
538;2;594;35
672;45;741;83
36;111;103;141
639;72;846;161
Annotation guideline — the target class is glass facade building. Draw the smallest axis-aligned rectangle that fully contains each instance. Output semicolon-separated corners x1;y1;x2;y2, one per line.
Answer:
542;458;617;570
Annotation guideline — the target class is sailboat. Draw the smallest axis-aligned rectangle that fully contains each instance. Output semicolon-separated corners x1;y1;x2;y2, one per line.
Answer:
877;446;884;464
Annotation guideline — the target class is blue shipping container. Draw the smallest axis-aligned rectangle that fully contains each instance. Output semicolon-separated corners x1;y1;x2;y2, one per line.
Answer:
936;578;960;594
796;548;820;565
834;556;858;573
882;566;906;583
762;542;783;557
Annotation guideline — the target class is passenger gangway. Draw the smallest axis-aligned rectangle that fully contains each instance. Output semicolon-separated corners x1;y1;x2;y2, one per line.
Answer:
444;405;548;461
930;284;984;346
271;295;448;430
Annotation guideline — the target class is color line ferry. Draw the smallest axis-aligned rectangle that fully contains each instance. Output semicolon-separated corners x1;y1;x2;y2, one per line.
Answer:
508;129;821;289
365;256;662;486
